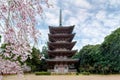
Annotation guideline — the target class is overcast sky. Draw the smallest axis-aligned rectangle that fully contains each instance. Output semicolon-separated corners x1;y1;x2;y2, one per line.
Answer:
36;0;120;51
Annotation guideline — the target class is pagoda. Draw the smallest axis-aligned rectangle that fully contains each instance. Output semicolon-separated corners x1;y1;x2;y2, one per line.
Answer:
47;10;78;73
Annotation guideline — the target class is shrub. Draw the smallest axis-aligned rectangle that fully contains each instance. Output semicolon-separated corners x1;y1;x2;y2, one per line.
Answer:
35;72;51;75
76;72;79;75
81;71;90;75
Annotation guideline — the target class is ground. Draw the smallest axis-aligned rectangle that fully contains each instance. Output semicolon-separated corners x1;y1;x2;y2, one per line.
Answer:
2;74;120;80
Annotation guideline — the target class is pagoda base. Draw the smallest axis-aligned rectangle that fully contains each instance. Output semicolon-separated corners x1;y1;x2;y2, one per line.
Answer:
48;69;77;74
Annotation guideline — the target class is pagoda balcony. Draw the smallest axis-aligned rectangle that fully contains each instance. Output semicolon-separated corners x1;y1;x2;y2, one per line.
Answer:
48;33;75;42
55;56;67;59
48;41;76;50
47;50;77;58
54;48;68;51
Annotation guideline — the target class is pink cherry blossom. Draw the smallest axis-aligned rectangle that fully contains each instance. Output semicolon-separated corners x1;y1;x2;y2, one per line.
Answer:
1;4;7;13
0;0;49;79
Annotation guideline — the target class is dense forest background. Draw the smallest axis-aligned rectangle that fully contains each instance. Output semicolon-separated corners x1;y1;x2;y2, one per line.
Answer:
73;27;120;74
1;27;119;74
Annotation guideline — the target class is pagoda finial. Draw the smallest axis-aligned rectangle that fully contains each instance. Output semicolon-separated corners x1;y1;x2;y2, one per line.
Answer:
59;9;62;27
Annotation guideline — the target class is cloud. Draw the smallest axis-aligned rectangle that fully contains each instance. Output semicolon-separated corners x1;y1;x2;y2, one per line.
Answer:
73;0;92;9
37;0;120;51
45;11;59;25
95;10;106;20
1;0;119;51
40;29;49;42
109;0;120;6
38;29;49;51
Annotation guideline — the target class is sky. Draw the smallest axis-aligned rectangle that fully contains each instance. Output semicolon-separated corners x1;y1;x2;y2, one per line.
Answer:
0;0;120;52
36;0;120;51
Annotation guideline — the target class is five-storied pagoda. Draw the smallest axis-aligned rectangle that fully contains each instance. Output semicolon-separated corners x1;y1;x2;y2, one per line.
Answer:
46;10;78;74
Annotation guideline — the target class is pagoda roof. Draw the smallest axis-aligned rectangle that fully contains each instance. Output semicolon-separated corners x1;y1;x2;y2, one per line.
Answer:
48;41;76;50
48;50;77;57
48;33;75;42
49;25;75;34
46;59;79;64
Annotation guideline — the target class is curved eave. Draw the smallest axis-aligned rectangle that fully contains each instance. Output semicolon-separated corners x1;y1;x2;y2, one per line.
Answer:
48;33;75;37
49;25;75;34
48;50;77;57
48;33;75;42
48;41;76;50
48;41;76;45
48;50;77;53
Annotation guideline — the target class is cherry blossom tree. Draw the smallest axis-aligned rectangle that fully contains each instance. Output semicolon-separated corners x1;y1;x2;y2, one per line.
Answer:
0;0;49;79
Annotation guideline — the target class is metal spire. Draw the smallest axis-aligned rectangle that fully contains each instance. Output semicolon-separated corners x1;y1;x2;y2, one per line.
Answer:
59;9;62;26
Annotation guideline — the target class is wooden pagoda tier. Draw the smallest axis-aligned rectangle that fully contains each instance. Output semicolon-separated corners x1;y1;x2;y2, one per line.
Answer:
47;50;77;58
48;33;75;42
46;59;78;64
49;25;74;34
48;41;76;50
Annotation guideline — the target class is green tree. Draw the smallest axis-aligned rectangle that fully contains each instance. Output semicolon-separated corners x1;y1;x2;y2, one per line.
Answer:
26;46;48;72
41;45;48;59
77;44;100;73
39;59;48;71
100;27;120;73
77;27;120;74
26;47;41;72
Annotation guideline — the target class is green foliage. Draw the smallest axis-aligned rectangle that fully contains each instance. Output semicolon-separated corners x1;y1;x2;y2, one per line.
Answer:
35;71;51;75
41;45;48;59
72;52;79;59
100;28;120;73
76;72;79;75
81;71;90;75
26;47;48;72
39;59;47;71
1;43;7;49
0;35;1;42
78;44;101;73
76;27;120;74
26;47;41;72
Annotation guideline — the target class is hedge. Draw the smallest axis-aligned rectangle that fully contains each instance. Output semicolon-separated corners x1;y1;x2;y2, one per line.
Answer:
35;72;51;75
